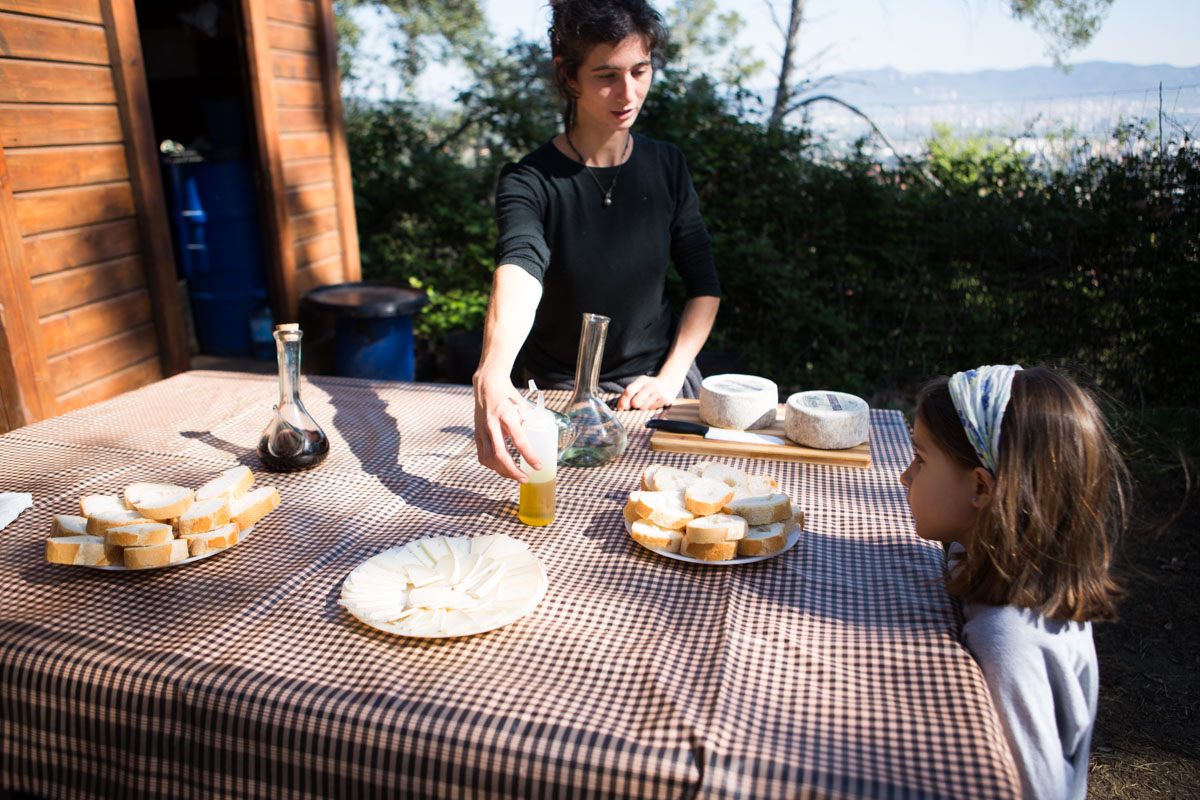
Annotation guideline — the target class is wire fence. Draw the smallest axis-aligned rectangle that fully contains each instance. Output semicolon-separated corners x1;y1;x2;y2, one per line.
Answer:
808;83;1200;162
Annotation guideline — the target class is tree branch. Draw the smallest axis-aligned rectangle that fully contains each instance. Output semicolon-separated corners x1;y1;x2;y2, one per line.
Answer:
785;94;943;189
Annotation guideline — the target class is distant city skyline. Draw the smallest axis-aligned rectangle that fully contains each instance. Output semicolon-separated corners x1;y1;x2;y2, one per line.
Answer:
485;0;1200;75
347;0;1200;146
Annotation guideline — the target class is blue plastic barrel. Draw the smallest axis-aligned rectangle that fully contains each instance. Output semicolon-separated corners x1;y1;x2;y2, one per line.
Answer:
163;158;269;357
302;283;429;381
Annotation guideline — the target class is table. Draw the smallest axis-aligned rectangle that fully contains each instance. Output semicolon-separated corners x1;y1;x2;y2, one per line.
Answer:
0;371;1019;799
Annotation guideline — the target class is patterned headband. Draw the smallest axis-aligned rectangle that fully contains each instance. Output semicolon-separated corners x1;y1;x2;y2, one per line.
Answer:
947;364;1023;474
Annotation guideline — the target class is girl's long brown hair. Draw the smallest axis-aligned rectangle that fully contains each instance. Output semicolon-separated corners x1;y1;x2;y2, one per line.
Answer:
917;367;1127;622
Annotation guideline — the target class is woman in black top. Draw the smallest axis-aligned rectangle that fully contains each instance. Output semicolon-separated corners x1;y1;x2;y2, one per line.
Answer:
473;0;721;481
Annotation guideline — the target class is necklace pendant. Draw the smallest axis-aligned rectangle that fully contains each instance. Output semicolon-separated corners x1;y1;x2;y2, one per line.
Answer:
603;192;612;207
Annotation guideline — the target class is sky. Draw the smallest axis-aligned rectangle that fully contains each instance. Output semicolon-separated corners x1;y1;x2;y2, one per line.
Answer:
483;0;1200;75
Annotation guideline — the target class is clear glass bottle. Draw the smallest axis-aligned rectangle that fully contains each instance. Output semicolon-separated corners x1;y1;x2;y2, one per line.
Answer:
257;324;330;472
559;313;627;468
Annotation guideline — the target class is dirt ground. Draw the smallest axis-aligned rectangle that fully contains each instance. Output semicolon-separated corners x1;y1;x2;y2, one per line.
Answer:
1088;451;1200;798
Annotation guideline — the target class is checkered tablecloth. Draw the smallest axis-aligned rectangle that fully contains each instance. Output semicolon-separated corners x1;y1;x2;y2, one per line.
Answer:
0;371;1019;799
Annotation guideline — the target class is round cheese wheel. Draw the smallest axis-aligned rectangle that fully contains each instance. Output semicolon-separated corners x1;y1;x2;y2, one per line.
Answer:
698;374;778;431
784;390;869;449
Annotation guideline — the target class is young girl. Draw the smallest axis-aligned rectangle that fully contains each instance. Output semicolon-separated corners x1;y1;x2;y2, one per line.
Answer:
900;365;1127;800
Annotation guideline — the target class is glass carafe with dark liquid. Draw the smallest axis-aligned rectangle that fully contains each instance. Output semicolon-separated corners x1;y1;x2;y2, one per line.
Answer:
257;324;329;471
559;313;627;467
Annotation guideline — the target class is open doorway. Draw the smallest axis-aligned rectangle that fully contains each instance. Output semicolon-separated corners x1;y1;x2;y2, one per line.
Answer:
134;0;274;360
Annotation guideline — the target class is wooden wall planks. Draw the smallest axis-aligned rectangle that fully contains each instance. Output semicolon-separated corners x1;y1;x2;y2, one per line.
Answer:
0;10;109;64
0;103;123;147
22;218;140;277
54;356;161;414
13;181;135;235
48;321;158;392
0;0;102;25
0;60;116;103
39;288;153;357
31;254;144;316
4;143;129;192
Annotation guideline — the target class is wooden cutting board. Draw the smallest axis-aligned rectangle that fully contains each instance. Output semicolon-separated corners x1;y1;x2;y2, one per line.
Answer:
647;399;871;468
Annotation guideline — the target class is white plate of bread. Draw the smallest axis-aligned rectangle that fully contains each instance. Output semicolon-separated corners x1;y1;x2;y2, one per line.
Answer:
44;466;281;571
624;462;805;564
340;534;547;638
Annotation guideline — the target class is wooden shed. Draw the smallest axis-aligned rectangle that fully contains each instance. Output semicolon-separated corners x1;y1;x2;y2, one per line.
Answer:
0;0;360;433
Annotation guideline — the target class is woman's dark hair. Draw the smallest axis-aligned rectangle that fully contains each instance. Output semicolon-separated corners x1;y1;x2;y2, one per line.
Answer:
548;0;668;131
915;368;1128;622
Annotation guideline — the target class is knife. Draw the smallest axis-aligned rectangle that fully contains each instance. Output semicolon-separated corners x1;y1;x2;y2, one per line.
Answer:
646;419;787;446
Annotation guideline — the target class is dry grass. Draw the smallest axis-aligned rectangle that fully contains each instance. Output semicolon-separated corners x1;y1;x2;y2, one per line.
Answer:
1087;416;1200;799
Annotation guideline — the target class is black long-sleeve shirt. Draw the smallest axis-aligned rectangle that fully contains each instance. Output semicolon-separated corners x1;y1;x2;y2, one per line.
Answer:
494;134;721;384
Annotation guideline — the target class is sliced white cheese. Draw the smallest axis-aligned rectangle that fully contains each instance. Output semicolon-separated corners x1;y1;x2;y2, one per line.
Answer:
343;534;544;638
404;541;436;569
468;561;506;598
479;535;528;561
434;553;458;583
419;536;452;564
409;583;454;608
469;534;500;556
441;609;475;636
403;562;442;588
445;536;472;560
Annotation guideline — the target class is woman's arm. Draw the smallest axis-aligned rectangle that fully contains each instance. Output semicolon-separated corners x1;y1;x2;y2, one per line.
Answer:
616;294;719;410
473;264;544;481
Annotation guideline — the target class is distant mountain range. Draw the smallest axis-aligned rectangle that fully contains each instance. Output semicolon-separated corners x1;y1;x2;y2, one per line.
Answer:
831;62;1200;106
794;61;1200;148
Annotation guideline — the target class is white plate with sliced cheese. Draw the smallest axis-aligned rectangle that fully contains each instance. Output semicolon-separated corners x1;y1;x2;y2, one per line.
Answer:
624;517;800;565
90;526;252;572
340;534;547;638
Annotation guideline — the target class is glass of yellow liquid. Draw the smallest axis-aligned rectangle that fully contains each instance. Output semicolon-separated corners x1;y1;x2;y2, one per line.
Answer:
518;390;558;526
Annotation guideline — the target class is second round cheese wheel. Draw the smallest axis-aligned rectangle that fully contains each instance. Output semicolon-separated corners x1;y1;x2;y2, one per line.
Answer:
784;390;869;449
698;374;778;430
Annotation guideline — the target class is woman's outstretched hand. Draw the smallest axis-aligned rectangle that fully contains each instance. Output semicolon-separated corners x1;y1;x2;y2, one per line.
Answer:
473;373;540;482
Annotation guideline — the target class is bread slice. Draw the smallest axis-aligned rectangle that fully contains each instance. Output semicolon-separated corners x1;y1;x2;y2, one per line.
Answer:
631;490;693;530
124;538;190;569
231;486;280;529
182;522;239;557
748;474;779;495
86;509;153;535
195;466;254;503
132;485;194;521
698;463;750;497
105;521;174;548
124;482;183;510
738;522;789;557
623;494;641;523
684;478;736;516
680;539;739;561
722;493;793;526
688;460;719;476
79;494;126;517
685;513;748;543
629;519;684;553
650;466;700;492
46;535;122;566
50;514;89;537
791;506;806;532
177;497;231;536
640;464;661;491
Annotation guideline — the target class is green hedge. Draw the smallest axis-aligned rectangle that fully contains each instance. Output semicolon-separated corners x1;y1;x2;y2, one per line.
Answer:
346;77;1199;408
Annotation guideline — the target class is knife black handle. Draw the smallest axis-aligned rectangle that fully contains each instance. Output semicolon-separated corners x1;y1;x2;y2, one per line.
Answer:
646;419;708;436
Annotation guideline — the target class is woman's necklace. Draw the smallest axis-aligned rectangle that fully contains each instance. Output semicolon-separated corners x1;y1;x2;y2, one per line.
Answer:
565;131;631;208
